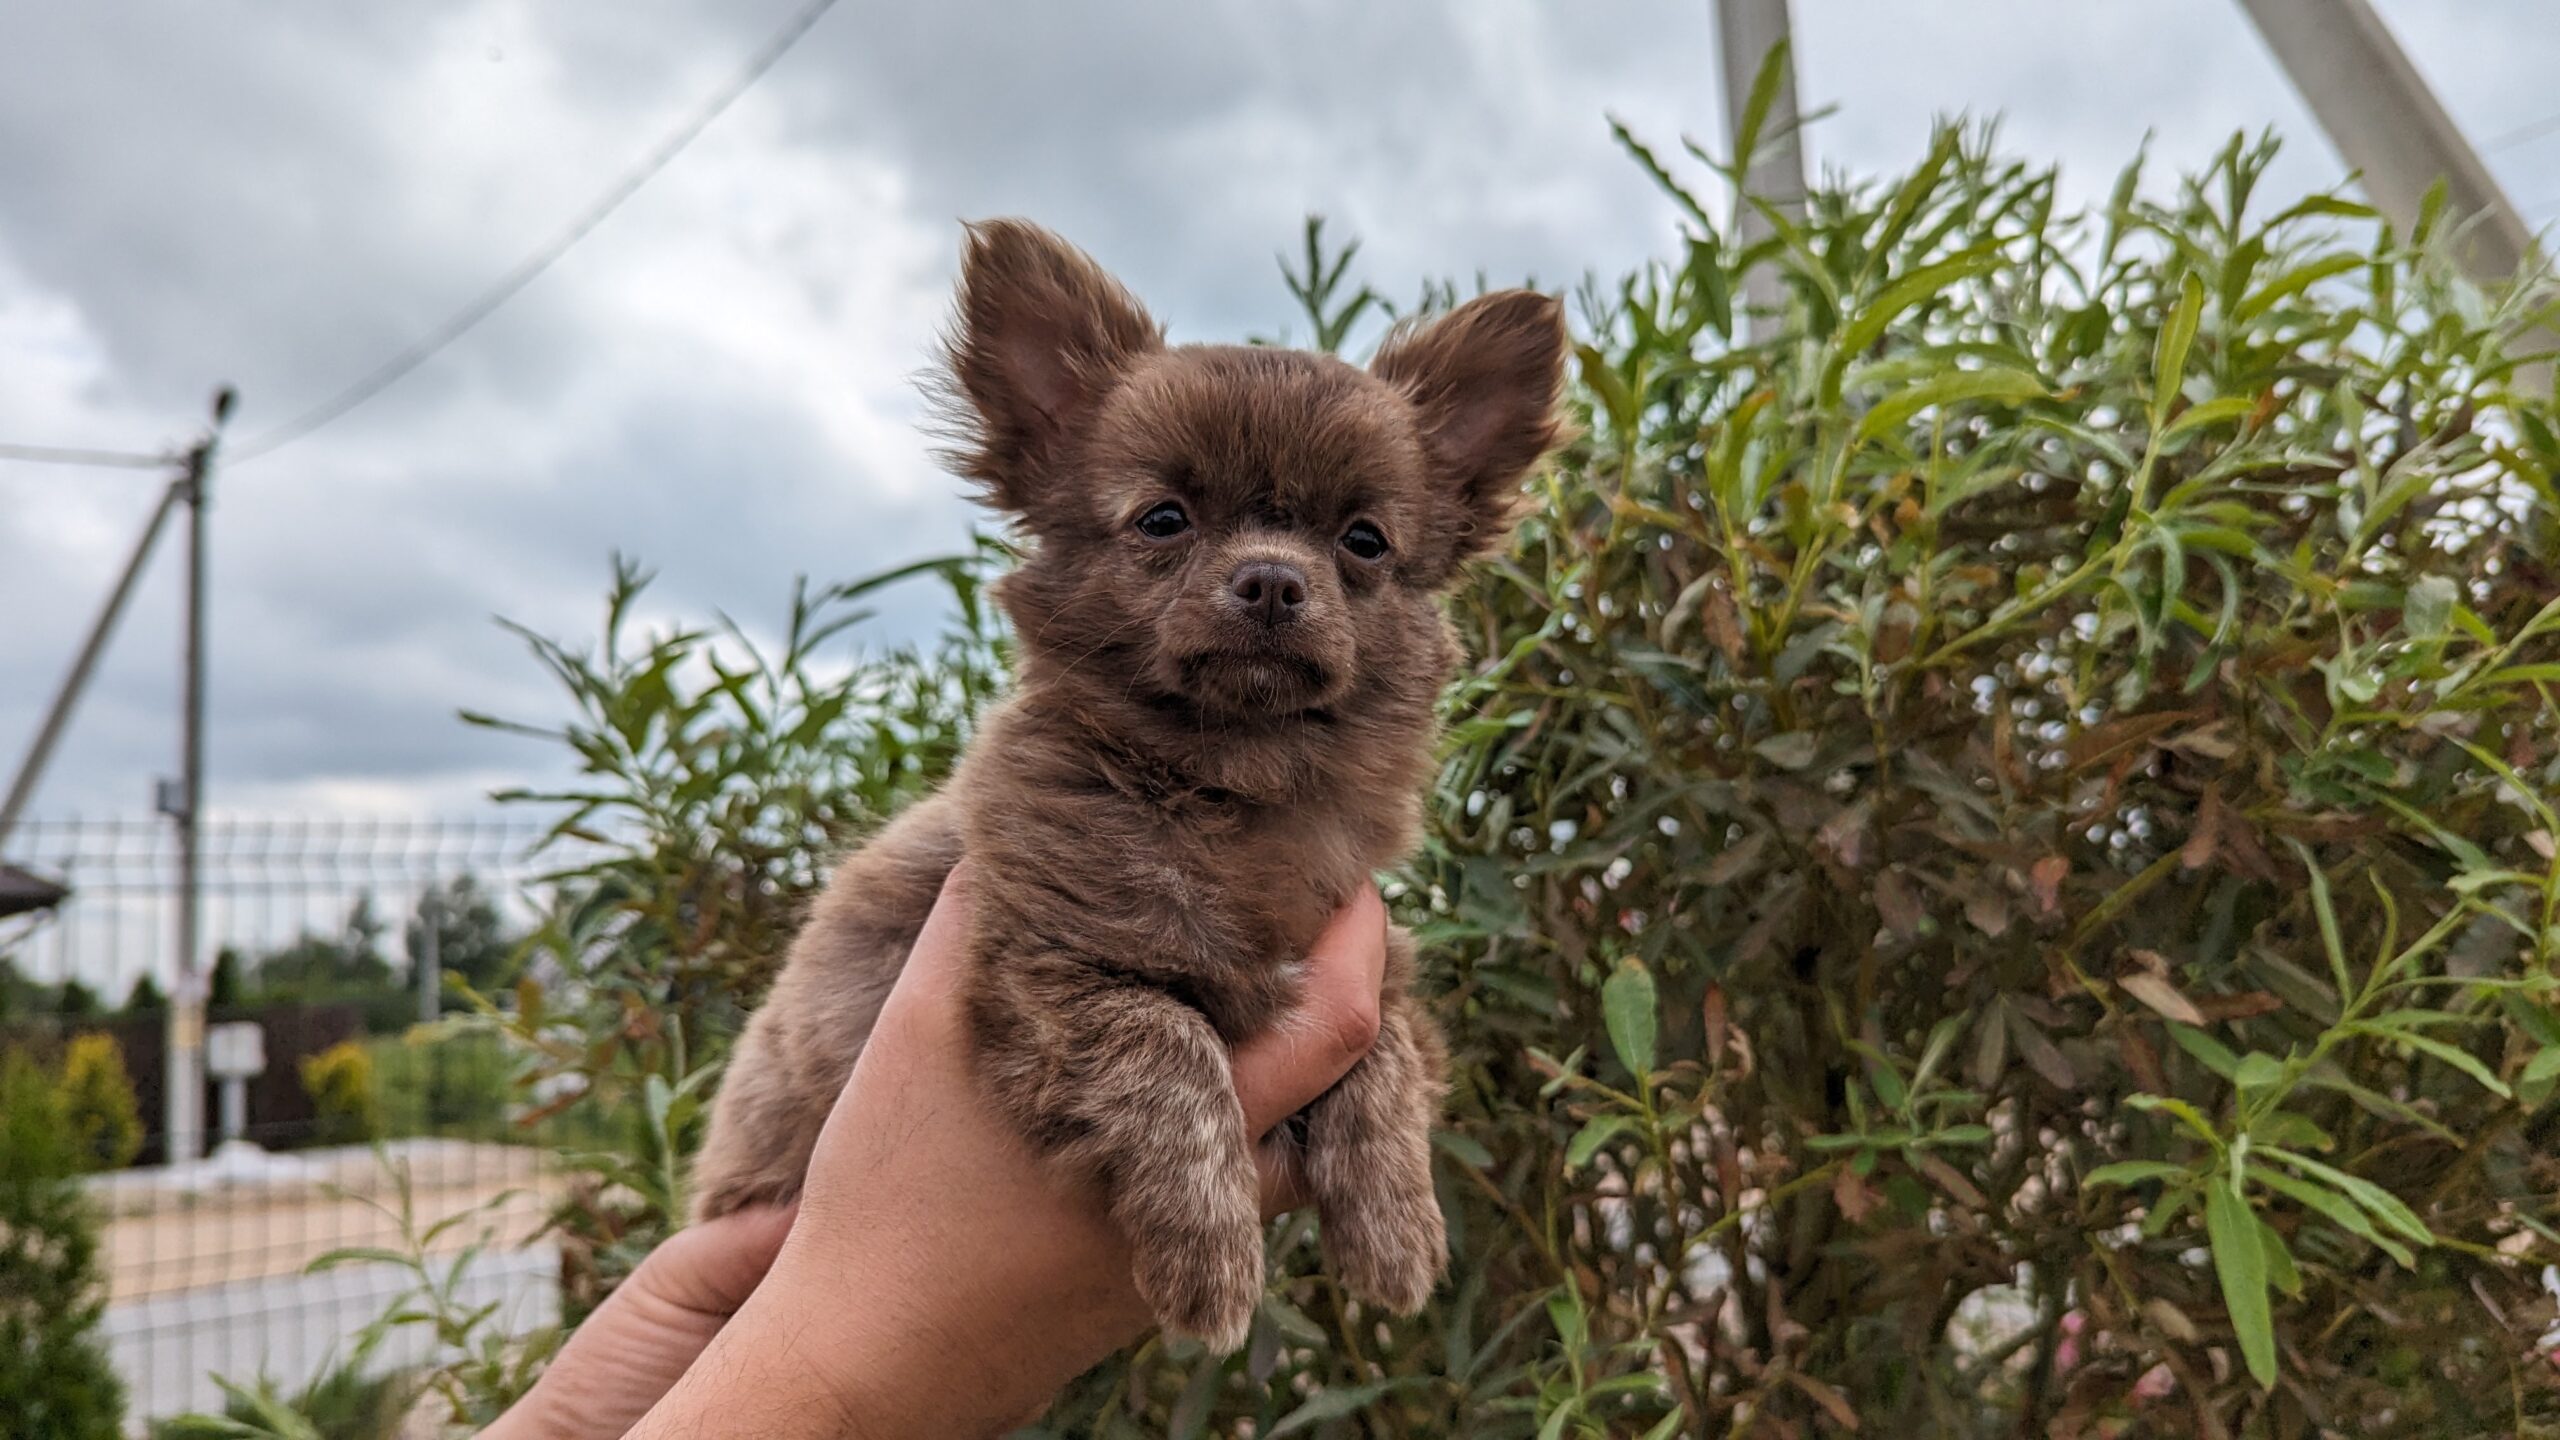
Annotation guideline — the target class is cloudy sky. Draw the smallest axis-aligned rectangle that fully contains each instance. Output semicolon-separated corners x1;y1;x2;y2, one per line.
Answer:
3;0;2556;822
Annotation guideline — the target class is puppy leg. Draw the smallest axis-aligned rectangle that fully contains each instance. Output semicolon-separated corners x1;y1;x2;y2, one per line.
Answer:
975;961;1264;1352
689;1007;838;1220
1302;931;1448;1314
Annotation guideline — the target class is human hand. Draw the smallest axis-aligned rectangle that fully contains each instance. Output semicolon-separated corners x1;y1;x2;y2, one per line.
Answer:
482;1204;798;1440
512;861;1387;1440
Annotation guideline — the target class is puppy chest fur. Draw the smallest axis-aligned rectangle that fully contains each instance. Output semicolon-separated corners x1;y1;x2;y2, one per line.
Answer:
691;218;1567;1351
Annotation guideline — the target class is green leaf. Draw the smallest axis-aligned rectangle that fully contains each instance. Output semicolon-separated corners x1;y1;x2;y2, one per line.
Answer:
2086;1160;2190;1188
1826;245;2003;403
2233;252;2362;324
2264;1147;2434;1247
1602;959;1659;1079
2165;1021;2239;1079
1855;367;2048;444
2257;1215;2303;1297
2293;844;2354;999
2254;1166;2412;1267
1566;1113;1637;1170
2151;271;2207;428
2126;1093;2224;1148
2522;1047;2560;1088
1638;1409;1689;1440
2160;395;2257;441
2403;574;2458;643
2349;1023;2511;1098
1432;1130;1495;1170
1268;1381;1406;1437
2233;1052;2286;1094
2207;1183;2278;1389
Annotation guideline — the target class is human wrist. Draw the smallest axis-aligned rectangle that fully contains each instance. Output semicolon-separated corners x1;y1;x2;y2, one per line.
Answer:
768;1216;1142;1437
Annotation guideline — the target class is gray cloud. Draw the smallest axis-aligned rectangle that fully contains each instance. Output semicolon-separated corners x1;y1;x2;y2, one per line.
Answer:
3;0;2555;819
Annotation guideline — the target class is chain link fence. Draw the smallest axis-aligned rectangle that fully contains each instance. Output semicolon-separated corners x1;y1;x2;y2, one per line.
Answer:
0;816;563;1431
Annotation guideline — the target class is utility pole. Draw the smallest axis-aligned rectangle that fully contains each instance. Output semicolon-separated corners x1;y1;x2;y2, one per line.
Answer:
1714;0;1809;343
2237;0;2536;285
162;388;233;1167
0;478;184;849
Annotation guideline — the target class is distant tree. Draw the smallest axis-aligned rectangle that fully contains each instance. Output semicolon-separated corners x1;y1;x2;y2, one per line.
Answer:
206;949;248;1010
0;1053;125;1437
0;957;49;1021
253;895;396;1000
403;874;521;997
119;975;167;1014
252;896;414;1032
54;980;101;1020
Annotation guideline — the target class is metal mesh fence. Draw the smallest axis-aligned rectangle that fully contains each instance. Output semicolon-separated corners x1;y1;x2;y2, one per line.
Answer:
0;815;563;1432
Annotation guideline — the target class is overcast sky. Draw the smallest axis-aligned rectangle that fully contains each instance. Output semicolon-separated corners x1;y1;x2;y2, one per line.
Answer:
3;0;2556;822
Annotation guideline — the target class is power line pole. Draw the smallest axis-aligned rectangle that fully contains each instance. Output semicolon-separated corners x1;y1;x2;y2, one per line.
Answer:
1714;0;1808;343
0;479;185;849
163;389;233;1166
2237;0;2534;282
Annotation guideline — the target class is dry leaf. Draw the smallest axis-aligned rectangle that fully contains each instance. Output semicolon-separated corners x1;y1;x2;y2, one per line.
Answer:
2144;1297;2201;1343
1911;1150;1988;1209
1833;1163;1881;1223
1789;1373;1863;1431
1816;799;1874;871
2194;990;2282;1022
2119;1024;2168;1093
2007;1006;2078;1089
2119;971;2206;1025
2183;786;2228;870
2030;855;2069;916
1875;867;1925;939
1965;887;2012;938
1701;583;1748;664
1703;984;1730;1070
1702;830;1771;886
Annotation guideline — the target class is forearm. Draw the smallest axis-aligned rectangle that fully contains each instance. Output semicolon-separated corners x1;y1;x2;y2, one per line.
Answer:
627;1214;1139;1440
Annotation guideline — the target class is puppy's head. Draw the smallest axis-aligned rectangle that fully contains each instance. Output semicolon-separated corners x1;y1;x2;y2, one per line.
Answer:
939;220;1565;730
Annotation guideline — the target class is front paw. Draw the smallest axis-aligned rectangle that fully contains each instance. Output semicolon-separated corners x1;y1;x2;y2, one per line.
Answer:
1134;1220;1265;1353
1322;1174;1447;1315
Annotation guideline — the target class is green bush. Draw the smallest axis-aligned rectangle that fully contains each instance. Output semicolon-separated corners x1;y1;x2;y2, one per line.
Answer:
55;1033;142;1172
153;1341;413;1440
301;1040;383;1146
370;1031;516;1140
0;1052;125;1439
467;551;1002;1316
458;122;2560;1435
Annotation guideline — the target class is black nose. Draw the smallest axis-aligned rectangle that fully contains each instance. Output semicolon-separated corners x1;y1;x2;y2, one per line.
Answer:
1228;560;1308;625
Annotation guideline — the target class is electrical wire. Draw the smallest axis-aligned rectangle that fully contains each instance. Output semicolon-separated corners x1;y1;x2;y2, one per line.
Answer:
226;0;843;465
0;441;172;471
2482;110;2560;155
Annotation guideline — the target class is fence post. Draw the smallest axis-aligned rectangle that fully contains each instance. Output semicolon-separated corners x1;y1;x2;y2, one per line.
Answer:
418;882;442;1025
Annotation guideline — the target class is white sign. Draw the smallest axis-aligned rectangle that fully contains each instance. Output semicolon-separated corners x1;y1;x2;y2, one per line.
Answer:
206;1021;266;1080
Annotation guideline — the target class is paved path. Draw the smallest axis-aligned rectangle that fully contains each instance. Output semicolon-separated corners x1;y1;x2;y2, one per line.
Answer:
89;1140;561;1428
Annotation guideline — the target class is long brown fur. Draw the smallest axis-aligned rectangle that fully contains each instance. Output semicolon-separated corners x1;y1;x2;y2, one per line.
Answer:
690;219;1567;1351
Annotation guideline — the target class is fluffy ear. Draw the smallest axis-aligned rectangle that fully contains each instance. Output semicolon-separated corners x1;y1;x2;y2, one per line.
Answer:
940;219;1161;515
1369;289;1568;572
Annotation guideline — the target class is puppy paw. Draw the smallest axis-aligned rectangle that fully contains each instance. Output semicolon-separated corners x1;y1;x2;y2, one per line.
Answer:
1135;1221;1265;1353
1323;1176;1447;1315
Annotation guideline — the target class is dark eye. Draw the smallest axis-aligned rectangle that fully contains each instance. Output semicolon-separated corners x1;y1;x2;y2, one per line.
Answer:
1340;520;1389;561
1135;501;1190;540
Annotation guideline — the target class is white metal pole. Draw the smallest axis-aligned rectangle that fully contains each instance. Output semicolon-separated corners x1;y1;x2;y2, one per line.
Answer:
2237;0;2534;282
1715;0;1809;343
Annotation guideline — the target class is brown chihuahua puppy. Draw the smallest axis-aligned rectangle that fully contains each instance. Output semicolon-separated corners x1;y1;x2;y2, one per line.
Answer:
689;220;1566;1350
